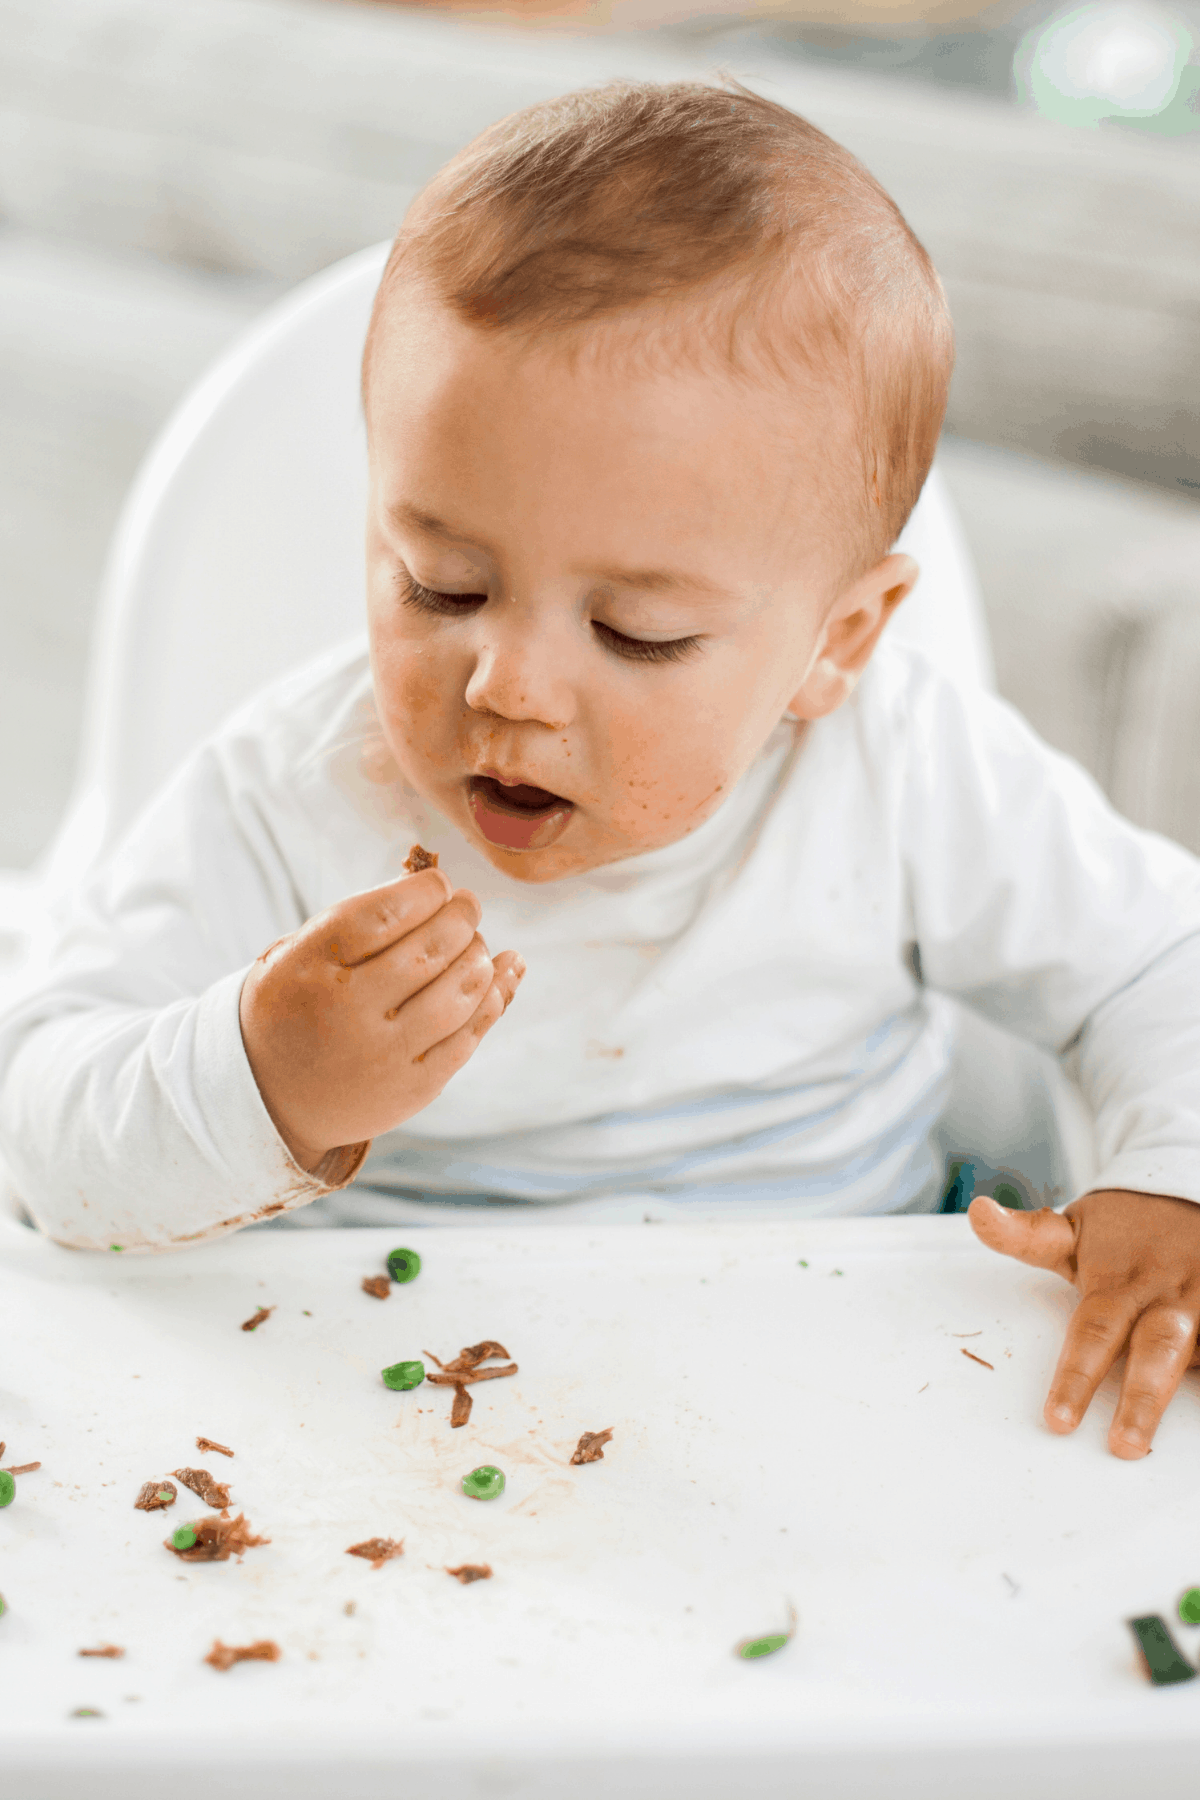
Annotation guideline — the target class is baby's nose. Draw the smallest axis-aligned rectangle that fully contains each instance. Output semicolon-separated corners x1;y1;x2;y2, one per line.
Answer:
464;638;575;731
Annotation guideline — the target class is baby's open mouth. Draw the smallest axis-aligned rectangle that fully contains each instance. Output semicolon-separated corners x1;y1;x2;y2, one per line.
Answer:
467;775;575;852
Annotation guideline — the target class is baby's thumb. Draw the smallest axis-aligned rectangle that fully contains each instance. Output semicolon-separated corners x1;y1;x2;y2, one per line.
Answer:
967;1195;1077;1279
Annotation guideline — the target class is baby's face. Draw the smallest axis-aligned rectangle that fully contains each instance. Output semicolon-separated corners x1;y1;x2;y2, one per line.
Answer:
365;292;905;883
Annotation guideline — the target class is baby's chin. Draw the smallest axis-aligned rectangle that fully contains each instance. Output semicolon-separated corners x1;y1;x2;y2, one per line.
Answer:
466;825;655;884
468;806;717;883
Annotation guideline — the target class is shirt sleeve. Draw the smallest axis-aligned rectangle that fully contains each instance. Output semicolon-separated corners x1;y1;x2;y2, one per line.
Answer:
0;737;367;1252
895;653;1200;1205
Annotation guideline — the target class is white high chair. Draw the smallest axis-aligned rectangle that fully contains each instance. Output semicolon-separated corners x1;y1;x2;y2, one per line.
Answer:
4;240;1089;1204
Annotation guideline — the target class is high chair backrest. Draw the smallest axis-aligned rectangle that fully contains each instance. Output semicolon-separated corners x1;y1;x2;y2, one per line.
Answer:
47;241;992;887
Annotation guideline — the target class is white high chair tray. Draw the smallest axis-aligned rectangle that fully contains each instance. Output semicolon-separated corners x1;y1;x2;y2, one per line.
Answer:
3;1214;1199;1800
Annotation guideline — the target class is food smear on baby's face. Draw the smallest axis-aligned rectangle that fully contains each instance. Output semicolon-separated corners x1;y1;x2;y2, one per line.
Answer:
363;288;871;886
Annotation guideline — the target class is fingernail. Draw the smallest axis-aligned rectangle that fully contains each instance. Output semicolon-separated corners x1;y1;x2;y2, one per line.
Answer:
1049;1403;1074;1427
512;955;527;980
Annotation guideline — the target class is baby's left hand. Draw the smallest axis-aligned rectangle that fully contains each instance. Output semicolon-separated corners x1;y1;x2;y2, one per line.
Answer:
969;1189;1200;1458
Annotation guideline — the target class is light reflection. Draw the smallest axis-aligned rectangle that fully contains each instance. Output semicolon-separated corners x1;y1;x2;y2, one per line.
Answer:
1015;0;1197;129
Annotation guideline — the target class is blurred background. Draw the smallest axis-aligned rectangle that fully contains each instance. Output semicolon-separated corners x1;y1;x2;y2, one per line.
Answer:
2;0;1199;878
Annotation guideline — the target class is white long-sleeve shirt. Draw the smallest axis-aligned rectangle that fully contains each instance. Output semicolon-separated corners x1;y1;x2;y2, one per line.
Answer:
1;635;1198;1250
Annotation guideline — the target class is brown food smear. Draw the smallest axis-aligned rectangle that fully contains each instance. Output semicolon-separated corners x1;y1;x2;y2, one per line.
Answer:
173;1467;232;1508
241;1306;274;1332
571;1428;615;1465
205;1639;281;1672
134;1479;176;1512
447;1563;493;1584
165;1513;269;1563
960;1348;995;1370
196;1437;234;1458
361;1276;391;1300
78;1645;124;1658
5;1461;41;1475
404;844;439;874
346;1537;405;1569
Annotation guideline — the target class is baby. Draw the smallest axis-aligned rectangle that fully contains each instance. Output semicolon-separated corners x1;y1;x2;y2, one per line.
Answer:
1;80;1199;1460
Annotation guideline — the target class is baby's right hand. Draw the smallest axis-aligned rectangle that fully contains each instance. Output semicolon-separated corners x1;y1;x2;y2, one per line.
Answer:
238;866;524;1174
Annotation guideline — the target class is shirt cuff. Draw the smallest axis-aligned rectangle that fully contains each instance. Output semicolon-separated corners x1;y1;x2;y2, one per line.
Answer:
1082;1149;1200;1207
179;965;370;1240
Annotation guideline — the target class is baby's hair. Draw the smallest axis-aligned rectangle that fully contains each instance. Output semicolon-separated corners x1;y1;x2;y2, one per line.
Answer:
365;76;954;576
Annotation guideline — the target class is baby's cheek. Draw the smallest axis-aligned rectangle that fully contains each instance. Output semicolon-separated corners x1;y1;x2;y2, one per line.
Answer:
604;714;729;838
376;650;454;758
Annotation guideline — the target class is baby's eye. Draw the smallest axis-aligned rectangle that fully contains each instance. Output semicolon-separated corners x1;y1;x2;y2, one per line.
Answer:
592;621;702;665
399;572;487;616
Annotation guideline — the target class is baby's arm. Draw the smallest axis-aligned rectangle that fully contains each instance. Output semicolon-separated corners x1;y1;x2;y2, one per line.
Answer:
896;657;1200;1454
0;723;520;1249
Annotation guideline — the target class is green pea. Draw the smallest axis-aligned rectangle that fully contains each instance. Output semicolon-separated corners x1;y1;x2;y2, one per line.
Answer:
737;1633;791;1660
171;1525;197;1550
386;1247;421;1284
461;1465;506;1501
157;1490;174;1503
0;1471;15;1508
381;1360;425;1391
1128;1614;1196;1685
0;1592;6;1617
1178;1587;1200;1626
109;1243;124;1252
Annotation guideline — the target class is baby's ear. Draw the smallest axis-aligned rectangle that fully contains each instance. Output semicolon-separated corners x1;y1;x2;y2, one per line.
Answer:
786;553;917;720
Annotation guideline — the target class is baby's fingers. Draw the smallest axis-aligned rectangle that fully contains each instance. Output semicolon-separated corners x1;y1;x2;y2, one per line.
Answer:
1108;1303;1200;1460
968;1196;1078;1279
417;953;526;1087
1044;1290;1140;1437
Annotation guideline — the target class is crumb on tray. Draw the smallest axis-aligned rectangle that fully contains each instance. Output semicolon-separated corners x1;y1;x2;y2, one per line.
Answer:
79;1645;124;1659
362;1276;391;1300
571;1428;614;1465
173;1468;232;1508
381;1360;425;1391
446;1563;493;1584
196;1438;234;1458
346;1537;405;1569
461;1465;506;1502
735;1602;798;1661
386;1246;421;1283
404;845;438;874
450;1383;472;1428
135;1480;176;1512
205;1639;282;1672
1128;1614;1197;1686
424;1342;517;1428
241;1306;274;1332
165;1513;268;1563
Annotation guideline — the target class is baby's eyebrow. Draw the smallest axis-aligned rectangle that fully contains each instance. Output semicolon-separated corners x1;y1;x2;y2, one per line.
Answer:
388;501;728;600
589;565;729;599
